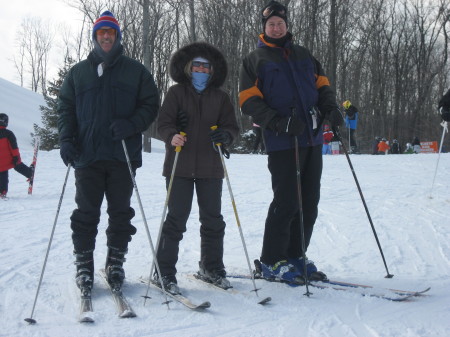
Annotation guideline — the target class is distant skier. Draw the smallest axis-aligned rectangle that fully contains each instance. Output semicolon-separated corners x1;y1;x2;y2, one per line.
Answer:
342;100;359;153
377;138;390;155
322;124;333;155
412;136;421;154
404;143;414;154
0;113;34;199
372;136;381;155
391;139;401;154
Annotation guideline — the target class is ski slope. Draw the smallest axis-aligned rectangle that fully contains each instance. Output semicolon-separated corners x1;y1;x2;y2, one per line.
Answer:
1;141;449;337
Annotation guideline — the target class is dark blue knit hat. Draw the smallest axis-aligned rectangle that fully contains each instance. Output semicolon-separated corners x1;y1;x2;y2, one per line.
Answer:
92;11;121;40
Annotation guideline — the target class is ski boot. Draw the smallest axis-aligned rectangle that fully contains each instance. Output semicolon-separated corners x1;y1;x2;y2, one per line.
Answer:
105;247;127;291
288;257;328;281
152;272;181;295
259;259;304;285
74;250;94;295
197;262;232;290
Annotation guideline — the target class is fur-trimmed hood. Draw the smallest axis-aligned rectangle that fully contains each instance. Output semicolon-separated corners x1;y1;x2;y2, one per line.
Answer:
169;42;228;89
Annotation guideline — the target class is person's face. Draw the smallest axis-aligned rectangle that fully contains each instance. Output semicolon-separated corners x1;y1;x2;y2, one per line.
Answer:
265;16;287;39
96;26;116;53
191;61;211;74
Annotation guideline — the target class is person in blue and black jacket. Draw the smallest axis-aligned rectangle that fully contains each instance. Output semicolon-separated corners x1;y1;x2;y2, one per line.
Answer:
239;0;343;284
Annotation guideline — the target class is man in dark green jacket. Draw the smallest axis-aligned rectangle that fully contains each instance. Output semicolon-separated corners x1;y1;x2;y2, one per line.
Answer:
57;11;159;293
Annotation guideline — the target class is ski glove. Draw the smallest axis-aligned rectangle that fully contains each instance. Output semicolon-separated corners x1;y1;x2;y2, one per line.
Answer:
176;110;188;131
438;90;450;110
110;119;138;140
268;115;305;136
210;129;231;146
439;107;450;122
327;108;344;128
60;141;80;166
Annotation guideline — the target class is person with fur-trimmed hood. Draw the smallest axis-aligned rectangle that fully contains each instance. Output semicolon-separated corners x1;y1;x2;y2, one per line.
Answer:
155;42;239;294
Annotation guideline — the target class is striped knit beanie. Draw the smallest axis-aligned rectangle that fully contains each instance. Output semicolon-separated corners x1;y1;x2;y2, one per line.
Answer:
92;11;121;40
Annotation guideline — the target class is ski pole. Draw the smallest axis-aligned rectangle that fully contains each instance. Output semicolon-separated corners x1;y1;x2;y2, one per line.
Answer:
211;126;269;304
148;132;186;294
333;127;394;278
290;108;312;296
25;164;71;324
429;121;448;199
121;140;171;308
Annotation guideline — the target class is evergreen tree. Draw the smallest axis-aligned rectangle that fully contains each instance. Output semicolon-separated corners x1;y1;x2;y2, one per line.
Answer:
33;56;74;151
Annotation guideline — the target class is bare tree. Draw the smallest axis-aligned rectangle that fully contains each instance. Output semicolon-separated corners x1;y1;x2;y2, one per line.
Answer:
15;17;53;94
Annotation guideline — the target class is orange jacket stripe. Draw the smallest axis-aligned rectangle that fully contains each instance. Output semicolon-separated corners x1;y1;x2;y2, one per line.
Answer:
239;83;263;107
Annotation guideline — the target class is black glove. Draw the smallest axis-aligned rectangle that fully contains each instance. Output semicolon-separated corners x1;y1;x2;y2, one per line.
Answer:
60;142;80;166
438;90;450;110
440;107;450;122
110;119;138;140
327;109;344;127
210;129;231;146
268;115;305;136
176;110;188;131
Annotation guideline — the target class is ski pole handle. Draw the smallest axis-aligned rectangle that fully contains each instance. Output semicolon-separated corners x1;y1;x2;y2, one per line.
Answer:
210;125;222;146
175;131;187;152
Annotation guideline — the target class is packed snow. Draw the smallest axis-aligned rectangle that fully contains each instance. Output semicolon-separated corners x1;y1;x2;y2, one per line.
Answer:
1;78;449;336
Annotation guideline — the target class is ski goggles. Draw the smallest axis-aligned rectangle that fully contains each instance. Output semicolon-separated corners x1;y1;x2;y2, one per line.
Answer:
192;61;211;69
262;4;286;19
96;28;117;36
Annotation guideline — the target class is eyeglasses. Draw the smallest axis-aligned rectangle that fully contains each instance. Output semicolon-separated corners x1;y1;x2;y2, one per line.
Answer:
262;6;286;18
192;61;211;69
96;28;116;36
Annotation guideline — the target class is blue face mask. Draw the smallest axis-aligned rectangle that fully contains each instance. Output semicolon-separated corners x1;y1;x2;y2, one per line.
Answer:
191;72;210;93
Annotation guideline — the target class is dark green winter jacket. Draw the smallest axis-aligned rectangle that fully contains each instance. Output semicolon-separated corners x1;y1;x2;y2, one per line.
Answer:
57;46;159;168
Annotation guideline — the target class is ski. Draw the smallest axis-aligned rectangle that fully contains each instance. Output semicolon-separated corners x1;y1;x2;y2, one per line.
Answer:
187;274;271;305
28;137;40;195
227;273;430;302
312;279;431;297
99;269;137;318
139;277;211;310
78;288;94;323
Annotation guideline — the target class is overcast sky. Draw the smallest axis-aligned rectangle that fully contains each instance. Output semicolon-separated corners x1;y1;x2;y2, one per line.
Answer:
0;0;85;87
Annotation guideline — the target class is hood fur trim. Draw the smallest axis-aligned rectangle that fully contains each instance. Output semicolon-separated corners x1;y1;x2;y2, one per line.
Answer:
169;42;227;88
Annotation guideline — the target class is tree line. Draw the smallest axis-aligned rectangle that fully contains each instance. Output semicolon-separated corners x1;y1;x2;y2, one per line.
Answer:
21;0;449;152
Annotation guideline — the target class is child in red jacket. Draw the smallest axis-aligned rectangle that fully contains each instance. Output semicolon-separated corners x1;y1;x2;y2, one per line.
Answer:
0;113;34;199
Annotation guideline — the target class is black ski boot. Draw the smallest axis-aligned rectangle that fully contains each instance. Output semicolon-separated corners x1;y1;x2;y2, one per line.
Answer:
152;271;181;295
197;262;232;290
105;247;127;291
74;250;94;294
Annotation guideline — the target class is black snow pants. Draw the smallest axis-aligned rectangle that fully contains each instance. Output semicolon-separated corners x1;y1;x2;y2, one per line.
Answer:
260;145;322;265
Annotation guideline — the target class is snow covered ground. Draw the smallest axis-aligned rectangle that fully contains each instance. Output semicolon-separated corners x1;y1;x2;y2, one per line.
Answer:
1;139;450;336
0;77;43;150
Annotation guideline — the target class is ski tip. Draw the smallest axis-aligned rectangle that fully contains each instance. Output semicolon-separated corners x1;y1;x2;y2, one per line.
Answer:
198;301;211;309
79;316;95;323
119;310;137;318
258;297;272;305
24;318;37;325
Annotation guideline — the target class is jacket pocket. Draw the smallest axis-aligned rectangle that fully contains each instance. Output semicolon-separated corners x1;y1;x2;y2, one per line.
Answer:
112;81;138;118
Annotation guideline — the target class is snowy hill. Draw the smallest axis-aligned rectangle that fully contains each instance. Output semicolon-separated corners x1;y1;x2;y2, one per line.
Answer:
0;77;44;150
2;145;450;336
1;81;450;336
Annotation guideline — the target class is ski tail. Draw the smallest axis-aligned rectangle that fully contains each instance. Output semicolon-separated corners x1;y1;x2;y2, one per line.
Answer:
28;137;40;195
